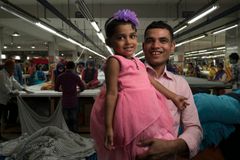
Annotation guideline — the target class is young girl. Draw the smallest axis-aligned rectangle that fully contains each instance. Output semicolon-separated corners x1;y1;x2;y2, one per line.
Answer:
90;9;188;160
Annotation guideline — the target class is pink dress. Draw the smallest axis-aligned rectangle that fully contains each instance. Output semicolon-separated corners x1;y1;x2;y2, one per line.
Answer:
90;55;175;160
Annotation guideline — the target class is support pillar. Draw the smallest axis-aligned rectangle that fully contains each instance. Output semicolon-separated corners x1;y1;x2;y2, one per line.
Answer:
48;36;59;64
0;27;3;64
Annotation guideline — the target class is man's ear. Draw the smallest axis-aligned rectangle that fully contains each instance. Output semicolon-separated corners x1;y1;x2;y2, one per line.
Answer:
171;41;176;53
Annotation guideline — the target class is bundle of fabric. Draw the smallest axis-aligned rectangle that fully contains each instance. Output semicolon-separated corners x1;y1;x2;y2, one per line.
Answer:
17;96;68;135
0;97;96;159
0;126;96;160
194;89;240;150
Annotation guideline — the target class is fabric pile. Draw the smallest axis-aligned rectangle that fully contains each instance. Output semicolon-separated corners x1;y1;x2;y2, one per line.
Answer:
0;126;96;160
194;89;240;150
0;96;96;160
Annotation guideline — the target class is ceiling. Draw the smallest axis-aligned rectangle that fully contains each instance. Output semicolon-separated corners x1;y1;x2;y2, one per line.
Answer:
0;0;239;61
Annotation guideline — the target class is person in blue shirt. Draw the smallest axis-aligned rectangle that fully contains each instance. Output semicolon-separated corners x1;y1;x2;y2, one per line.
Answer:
13;60;23;85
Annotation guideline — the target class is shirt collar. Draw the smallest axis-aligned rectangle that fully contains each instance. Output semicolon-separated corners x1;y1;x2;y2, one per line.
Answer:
145;63;174;80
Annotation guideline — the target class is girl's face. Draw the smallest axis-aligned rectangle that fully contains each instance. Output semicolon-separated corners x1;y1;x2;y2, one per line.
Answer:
109;24;138;59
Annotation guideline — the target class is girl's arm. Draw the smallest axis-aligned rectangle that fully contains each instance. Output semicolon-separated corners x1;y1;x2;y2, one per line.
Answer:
104;57;120;150
148;75;188;110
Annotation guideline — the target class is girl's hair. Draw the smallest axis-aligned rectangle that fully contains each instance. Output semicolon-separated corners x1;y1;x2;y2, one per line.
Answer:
105;9;139;38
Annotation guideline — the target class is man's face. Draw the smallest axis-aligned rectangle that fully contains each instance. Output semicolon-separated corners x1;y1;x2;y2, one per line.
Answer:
143;28;175;67
230;58;237;64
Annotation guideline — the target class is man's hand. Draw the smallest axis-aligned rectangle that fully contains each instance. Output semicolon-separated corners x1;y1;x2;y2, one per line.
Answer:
136;138;177;160
136;138;189;160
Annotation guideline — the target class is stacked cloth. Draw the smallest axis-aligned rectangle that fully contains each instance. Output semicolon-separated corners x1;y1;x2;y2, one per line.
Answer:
0;96;96;159
0;126;96;160
194;89;240;150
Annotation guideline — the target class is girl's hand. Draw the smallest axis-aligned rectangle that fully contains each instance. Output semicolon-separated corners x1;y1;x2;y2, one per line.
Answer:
173;95;189;110
104;127;115;150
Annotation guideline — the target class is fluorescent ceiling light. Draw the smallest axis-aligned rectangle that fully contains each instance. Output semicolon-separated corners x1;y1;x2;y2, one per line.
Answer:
97;32;105;43
31;45;35;49
67;38;86;49
12;32;20;37
216;46;225;50
35;22;61;37
135;50;143;56
139;56;145;59
184;46;225;55
1;3;106;60
198;49;208;53
3;45;7;49
17;45;21;49
85;47;107;59
188;35;206;42
0;5;34;24
106;45;114;55
176;35;206;47
36;22;106;59
1;54;6;59
212;24;238;35
174;25;188;34
15;55;21;60
91;21;100;32
187;4;219;24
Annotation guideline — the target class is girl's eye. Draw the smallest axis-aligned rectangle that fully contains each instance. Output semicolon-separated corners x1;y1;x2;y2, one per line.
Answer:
116;36;124;40
130;34;137;39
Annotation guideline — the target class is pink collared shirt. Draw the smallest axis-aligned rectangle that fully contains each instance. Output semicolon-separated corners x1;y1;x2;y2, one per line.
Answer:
146;64;203;158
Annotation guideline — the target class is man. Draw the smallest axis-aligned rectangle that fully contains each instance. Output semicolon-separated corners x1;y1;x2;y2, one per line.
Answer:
55;61;85;132
81;60;99;89
136;21;203;159
14;60;23;85
0;59;30;129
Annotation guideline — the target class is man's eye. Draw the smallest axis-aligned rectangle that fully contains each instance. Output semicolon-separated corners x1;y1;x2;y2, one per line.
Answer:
160;39;170;44
145;39;153;43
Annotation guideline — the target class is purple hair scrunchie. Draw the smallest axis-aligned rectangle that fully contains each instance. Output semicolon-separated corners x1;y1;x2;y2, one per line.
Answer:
113;9;139;27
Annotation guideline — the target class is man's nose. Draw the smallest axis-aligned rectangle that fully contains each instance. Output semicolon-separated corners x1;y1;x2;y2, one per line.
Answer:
152;41;161;48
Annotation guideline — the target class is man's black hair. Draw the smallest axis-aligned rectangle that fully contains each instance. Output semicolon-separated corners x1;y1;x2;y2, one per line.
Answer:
66;61;75;69
144;21;174;41
229;52;239;61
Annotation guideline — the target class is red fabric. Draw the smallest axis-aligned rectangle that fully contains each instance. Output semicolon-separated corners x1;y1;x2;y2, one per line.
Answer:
32;58;49;64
